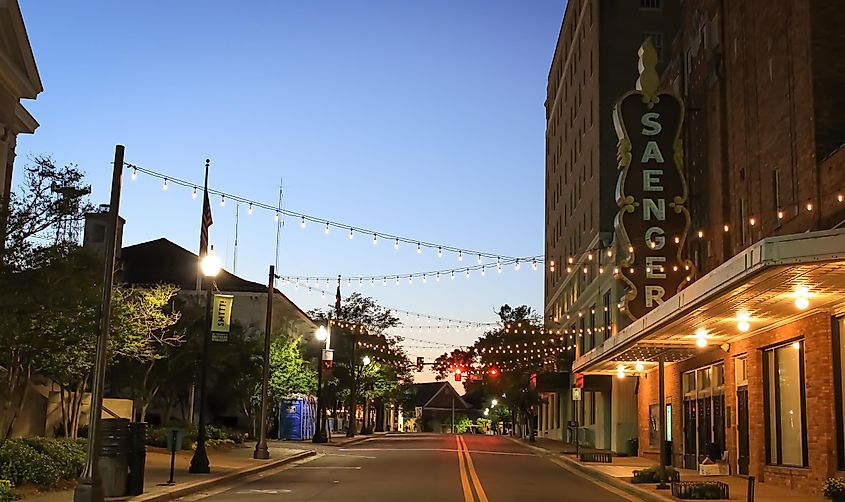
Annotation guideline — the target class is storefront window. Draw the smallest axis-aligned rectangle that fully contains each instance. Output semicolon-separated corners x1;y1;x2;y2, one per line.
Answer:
682;363;725;468
764;341;806;467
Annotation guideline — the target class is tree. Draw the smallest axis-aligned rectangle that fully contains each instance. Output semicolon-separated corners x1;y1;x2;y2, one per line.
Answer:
432;348;477;381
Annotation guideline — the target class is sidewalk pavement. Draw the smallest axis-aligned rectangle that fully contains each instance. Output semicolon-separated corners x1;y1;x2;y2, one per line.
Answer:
22;442;315;502
513;436;826;501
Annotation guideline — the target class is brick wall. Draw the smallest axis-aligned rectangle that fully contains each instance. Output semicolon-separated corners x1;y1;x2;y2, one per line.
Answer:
638;312;837;496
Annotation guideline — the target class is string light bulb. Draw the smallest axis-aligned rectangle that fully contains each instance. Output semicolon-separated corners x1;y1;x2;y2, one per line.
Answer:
749;216;756;226
839;192;844;203
635;362;644;372
300;216;306;228
481;266;486;276
724;224;729;232
436;272;441;282
422;274;427;283
450;270;455;280
192;187;198;199
532;258;538;271
437;246;443;258
697;230;704;238
349;228;354;239
247;203;253;215
162;178;169;190
324;222;330;234
607;249;613;257
394;238;400;250
458;251;463;261
477;254;482;264
275;211;280;222
373;234;378;245
417;242;422;254
131;168;138;180
806;200;814;211
220;195;225;207
465;269;470;279
515;259;521;271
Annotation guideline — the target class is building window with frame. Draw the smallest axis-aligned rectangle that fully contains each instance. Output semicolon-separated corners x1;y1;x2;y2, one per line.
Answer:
764;340;807;467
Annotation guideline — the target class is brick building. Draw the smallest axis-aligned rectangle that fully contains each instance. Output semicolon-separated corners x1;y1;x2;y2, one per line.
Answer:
542;0;680;448
572;0;845;496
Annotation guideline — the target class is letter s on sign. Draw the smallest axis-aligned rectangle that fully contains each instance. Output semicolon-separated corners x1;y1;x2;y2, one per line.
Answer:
641;112;662;136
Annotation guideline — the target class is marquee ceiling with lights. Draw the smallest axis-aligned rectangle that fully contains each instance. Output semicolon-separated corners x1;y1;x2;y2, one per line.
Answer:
575;229;845;375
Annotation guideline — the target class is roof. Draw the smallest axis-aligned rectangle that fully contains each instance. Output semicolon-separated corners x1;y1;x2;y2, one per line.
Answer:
413;382;471;410
0;0;42;99
574;228;845;374
120;238;314;328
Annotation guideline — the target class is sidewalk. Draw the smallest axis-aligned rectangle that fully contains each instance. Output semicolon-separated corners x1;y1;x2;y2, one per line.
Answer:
22;442;314;502
512;436;826;501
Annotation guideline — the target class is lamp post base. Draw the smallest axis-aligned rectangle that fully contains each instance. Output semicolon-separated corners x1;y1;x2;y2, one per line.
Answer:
253;443;270;459
189;450;210;474
73;477;103;502
312;431;328;443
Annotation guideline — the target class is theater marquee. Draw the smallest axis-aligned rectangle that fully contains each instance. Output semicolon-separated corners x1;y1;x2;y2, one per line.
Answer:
613;40;694;321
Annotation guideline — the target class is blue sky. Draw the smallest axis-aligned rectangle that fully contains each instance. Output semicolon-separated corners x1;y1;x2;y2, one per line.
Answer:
18;1;565;357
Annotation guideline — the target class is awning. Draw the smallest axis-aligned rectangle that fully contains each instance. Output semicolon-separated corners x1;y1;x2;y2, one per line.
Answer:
574;229;845;374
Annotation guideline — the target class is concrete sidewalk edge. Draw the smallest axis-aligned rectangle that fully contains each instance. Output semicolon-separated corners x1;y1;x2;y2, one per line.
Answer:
121;450;316;502
328;431;387;447
506;437;674;502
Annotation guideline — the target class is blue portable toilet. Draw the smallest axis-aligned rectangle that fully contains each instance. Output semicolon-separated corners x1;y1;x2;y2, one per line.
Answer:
278;394;317;440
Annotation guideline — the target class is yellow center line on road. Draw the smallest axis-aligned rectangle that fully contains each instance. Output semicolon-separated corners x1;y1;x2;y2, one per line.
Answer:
458;435;489;502
456;435;474;502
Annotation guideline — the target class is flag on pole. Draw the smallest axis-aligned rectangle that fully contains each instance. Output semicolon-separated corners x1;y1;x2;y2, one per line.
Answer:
335;275;342;317
199;187;213;257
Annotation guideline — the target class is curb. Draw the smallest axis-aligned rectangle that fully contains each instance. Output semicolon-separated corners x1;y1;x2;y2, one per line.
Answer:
121;450;316;502
506;437;674;502
328;431;387;447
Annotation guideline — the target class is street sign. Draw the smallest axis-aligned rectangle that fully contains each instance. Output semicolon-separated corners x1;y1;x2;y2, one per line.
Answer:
211;294;234;342
572;387;582;401
321;349;334;370
575;372;585;388
415;407;423;418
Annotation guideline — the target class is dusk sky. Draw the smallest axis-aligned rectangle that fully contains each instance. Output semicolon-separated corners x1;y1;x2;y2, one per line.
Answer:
17;1;565;365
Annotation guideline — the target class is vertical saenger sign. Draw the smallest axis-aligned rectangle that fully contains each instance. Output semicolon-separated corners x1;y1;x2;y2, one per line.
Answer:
613;39;694;321
211;294;234;342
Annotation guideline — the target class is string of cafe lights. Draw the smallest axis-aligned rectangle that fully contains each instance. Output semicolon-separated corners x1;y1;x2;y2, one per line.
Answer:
281;279;500;329
125;162;538;262
548;186;845;305
279;255;544;288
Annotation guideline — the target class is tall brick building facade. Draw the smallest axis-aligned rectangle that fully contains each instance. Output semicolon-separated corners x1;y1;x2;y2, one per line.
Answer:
570;0;845;497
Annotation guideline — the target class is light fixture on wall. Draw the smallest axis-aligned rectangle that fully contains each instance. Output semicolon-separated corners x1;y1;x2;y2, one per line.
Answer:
616;365;626;379
737;311;751;332
794;287;810;310
695;328;708;348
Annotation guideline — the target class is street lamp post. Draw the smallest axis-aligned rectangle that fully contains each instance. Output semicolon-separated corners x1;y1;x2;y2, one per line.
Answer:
189;249;221;474
313;322;331;443
254;265;275;459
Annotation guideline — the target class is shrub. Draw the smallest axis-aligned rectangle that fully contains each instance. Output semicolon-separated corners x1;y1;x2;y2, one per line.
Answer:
0;480;15;502
824;477;845;499
22;438;85;479
0;440;60;487
631;465;679;484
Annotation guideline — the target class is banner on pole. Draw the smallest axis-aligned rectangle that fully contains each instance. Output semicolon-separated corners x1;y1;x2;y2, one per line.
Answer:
211;294;234;342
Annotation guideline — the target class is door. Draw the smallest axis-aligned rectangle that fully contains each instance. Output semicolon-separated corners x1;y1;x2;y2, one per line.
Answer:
737;388;749;475
683;400;697;469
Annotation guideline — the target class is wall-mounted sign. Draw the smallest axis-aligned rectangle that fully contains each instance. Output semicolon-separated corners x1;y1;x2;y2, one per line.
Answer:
613;39;694;320
211;294;234;342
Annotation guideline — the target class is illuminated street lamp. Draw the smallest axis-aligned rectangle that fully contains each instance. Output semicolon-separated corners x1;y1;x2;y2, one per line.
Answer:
363;355;371;366
190;248;220;473
313;323;332;443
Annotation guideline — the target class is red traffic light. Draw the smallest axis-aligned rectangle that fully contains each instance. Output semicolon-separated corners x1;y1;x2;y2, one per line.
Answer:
488;368;499;377
454;372;462;382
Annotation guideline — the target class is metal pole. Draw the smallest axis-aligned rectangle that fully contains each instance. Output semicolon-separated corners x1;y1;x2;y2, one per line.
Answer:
74;145;124;502
657;355;669;489
452;397;455;434
347;333;358;437
313;316;329;443
747;475;755;502
189;279;213;473
254;265;274;458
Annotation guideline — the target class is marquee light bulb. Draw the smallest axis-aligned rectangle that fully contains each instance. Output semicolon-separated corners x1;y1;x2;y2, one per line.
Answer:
698;230;704;238
795;296;810;310
738;320;750;332
696;337;708;348
838;193;844;203
635;362;644;372
162;178;169;190
749;216;756;226
588;252;593;261
607;249;613;257
806;200;814;211
724;224;729;232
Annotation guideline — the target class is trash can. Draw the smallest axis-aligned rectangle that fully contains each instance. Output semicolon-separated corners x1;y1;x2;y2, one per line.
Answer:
628;437;639;456
127;422;147;495
99;418;130;497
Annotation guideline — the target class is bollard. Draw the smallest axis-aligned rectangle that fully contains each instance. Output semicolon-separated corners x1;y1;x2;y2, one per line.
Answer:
747;475;755;502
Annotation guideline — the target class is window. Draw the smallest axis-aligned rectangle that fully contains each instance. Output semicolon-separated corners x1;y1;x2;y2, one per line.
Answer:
764;341;807;467
602;291;612;339
640;0;662;9
643;32;664;62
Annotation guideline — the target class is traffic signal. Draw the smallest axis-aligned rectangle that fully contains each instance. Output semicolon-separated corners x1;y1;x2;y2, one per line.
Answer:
454;367;462;382
416;357;424;372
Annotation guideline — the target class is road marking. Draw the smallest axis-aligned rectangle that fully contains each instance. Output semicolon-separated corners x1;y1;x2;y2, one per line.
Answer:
323;453;378;459
345;447;533;456
456;435;474;502
234;489;292;494
546;457;642;502
459;436;489;502
294;466;362;469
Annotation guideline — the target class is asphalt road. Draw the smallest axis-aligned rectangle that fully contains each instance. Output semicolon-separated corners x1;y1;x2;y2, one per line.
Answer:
179;434;633;502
